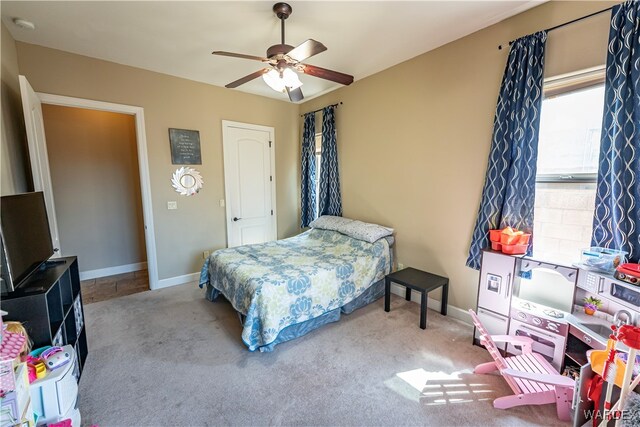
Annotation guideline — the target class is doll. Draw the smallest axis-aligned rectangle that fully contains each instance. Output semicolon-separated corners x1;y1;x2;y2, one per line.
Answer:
3;321;32;358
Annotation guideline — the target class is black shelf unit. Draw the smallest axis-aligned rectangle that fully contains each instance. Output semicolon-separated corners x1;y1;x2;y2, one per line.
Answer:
1;256;88;380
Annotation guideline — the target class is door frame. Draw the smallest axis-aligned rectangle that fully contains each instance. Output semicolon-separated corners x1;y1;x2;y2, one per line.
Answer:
221;120;277;247
34;92;159;290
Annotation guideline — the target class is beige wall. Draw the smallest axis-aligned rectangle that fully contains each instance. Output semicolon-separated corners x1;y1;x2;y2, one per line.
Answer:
300;1;617;311
6;1;618;304
42;105;146;272
15;43;300;280
1;22;31;195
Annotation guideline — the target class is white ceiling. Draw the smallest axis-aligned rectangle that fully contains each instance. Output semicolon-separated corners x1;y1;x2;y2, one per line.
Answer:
2;1;544;103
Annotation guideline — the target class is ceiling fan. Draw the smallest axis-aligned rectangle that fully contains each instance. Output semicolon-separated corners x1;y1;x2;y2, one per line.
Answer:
212;2;354;102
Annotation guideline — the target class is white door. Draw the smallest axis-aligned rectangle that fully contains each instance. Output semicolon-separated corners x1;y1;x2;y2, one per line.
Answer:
18;75;62;256
222;121;276;247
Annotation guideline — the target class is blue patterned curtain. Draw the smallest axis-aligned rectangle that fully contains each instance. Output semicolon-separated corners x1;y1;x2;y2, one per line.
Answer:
318;105;342;217
592;1;640;262
301;112;316;227
466;32;547;270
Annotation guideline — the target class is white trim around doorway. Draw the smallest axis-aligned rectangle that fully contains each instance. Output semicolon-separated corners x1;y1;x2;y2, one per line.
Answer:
36;93;159;290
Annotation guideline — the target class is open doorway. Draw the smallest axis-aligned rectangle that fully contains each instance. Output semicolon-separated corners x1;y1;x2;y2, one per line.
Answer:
42;105;148;303
19;76;159;293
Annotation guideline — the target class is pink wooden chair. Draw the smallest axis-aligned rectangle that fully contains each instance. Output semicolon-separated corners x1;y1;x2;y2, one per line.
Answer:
468;309;575;421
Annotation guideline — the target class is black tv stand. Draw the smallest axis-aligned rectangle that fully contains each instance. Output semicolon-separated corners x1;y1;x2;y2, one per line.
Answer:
2;256;88;380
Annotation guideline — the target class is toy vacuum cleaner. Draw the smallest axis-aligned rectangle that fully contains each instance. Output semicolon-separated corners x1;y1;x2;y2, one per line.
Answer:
590;324;640;427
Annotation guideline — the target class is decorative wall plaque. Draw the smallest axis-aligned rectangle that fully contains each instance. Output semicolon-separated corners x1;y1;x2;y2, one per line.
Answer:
169;128;202;165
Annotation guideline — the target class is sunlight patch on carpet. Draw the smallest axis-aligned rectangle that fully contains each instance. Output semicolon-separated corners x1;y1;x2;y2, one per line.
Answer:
387;368;497;405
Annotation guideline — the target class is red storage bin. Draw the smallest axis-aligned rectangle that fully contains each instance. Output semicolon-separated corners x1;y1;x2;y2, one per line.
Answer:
501;232;520;245
500;231;532;245
491;241;502;251
489;229;502;242
501;243;528;255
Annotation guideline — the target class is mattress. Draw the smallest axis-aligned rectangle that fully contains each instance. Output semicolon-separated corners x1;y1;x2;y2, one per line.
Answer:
199;228;392;351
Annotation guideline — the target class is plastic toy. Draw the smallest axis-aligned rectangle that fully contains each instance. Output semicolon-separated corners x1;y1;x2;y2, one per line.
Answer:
26;362;37;383
33;360;47;379
601;327;620;424
48;419;72;427
614;263;640;285
29;345;51;358
488;227;531;255
583;296;603;315
468;309;575;421
590;337;629;388
591;324;640;426
25;354;48;382
41;346;71;370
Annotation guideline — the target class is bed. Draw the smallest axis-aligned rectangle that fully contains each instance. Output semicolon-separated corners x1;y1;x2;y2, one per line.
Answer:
199;216;394;352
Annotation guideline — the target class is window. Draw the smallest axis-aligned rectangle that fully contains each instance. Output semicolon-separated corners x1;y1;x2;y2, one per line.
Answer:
314;132;322;217
533;69;605;265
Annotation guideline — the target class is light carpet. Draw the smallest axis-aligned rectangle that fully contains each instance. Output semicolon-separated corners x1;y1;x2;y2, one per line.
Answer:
78;283;565;426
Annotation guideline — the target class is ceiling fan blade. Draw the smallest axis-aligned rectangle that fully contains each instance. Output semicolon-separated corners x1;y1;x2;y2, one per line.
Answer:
212;51;269;62
286;39;327;62
302;64;354;86
226;68;270;88
286;87;304;102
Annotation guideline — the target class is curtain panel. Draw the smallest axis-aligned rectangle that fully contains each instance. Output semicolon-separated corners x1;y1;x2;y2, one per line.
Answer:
318;105;342;217
592;0;640;262
466;31;547;270
301;112;317;228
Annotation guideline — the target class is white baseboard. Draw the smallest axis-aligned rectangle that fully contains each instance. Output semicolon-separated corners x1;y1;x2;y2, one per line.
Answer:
80;262;147;281
389;283;471;325
155;272;199;290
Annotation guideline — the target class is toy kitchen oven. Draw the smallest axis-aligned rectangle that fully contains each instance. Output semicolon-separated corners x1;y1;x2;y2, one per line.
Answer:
474;250;578;372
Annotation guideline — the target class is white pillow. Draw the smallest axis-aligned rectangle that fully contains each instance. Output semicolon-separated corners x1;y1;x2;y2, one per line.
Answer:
309;215;354;231
339;220;394;243
310;215;394;243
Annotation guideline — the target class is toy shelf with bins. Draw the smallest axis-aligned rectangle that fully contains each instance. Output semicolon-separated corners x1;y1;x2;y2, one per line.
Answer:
1;256;88;380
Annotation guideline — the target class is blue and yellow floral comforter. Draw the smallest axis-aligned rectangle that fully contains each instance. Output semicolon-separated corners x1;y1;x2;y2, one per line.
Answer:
199;228;391;351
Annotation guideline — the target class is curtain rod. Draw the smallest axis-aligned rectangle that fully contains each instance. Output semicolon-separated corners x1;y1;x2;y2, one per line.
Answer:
300;102;342;117
497;6;613;50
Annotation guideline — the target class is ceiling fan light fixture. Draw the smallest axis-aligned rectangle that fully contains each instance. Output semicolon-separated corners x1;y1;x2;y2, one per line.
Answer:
262;69;285;92
262;68;302;93
282;68;302;89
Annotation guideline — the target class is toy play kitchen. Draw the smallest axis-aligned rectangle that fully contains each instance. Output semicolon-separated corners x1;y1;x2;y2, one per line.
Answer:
475;250;576;371
473;244;640;426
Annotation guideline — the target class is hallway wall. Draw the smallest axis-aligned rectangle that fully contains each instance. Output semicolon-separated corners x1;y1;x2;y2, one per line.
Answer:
42;105;146;273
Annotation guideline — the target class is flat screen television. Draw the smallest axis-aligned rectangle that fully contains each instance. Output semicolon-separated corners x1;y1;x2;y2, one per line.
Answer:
0;192;55;292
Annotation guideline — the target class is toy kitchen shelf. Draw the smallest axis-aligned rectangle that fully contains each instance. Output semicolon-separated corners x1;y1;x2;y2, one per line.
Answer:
1;256;88;380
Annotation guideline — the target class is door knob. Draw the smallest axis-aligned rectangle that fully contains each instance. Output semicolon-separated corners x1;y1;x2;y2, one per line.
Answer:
232;217;242;222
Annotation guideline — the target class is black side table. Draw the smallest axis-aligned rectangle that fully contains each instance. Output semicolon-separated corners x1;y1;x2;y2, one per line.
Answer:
384;267;449;329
